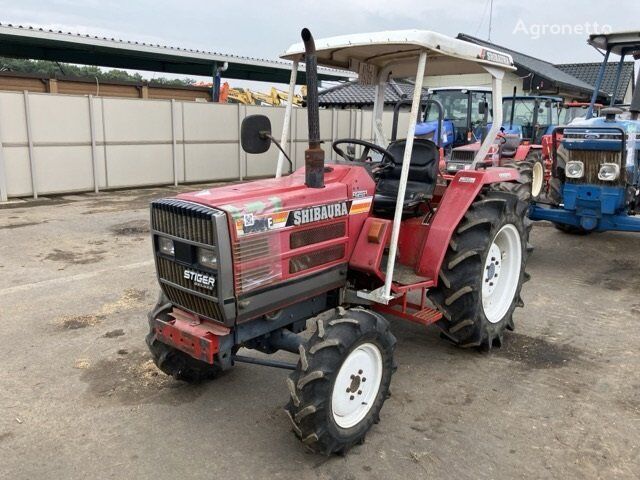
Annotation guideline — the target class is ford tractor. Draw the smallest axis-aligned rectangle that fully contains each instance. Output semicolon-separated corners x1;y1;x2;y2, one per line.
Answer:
145;28;531;454
530;31;640;234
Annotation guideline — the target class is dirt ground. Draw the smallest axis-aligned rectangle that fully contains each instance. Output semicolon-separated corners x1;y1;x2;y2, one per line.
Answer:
1;186;639;480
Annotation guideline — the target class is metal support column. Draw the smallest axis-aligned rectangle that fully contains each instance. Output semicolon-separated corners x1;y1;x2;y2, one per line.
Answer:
23;90;37;199
379;51;428;303
0;93;7;201
170;99;179;186
276;61;298;177
587;49;610;119
610;52;627;106
88;95;99;193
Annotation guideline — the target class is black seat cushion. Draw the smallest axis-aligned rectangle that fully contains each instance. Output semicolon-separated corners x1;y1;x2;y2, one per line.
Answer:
373;139;439;217
500;134;521;158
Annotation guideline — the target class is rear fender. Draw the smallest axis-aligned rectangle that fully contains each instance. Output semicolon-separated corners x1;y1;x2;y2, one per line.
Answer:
417;168;520;281
513;144;541;161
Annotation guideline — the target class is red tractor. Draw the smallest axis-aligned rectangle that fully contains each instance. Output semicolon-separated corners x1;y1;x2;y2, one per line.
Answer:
145;29;531;454
445;93;565;201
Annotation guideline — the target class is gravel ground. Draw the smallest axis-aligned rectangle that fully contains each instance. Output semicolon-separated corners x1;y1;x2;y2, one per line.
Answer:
1;186;638;480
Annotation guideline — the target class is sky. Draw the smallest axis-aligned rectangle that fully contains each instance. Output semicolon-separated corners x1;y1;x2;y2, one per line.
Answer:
1;0;638;88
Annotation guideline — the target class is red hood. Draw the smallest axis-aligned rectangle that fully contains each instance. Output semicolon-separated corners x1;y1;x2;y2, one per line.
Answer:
176;164;372;218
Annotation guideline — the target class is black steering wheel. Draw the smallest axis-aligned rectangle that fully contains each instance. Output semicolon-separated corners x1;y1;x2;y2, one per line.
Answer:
332;139;398;165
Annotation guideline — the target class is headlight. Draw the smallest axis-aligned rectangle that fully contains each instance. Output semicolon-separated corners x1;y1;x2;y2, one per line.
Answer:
598;163;620;181
158;237;174;256
565;161;584;179
198;247;217;269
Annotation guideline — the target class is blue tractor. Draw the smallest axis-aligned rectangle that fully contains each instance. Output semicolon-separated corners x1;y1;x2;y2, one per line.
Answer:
416;87;492;150
529;31;640;234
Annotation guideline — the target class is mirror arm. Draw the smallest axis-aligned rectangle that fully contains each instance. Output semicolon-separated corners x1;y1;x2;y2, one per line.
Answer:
264;133;293;174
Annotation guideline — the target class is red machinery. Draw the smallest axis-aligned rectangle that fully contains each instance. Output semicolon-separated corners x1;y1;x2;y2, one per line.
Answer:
145;28;531;454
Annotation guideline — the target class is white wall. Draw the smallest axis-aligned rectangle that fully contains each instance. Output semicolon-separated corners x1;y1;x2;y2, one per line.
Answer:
0;92;400;200
423;72;522;98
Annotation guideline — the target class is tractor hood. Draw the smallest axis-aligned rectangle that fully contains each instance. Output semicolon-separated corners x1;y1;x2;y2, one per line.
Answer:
176;164;375;221
567;115;640;135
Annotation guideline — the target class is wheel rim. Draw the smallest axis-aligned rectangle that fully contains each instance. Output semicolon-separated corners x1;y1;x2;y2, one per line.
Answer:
532;161;544;198
481;224;522;324
331;342;383;429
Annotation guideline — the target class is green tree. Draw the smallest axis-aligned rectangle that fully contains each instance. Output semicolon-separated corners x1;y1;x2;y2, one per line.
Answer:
0;57;195;86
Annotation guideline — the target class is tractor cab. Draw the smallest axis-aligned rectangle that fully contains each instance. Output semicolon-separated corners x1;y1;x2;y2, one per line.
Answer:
530;30;640;233
501;95;563;144
416;87;492;150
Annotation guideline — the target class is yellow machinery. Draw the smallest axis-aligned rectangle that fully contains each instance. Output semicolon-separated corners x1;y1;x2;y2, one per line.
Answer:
219;82;305;106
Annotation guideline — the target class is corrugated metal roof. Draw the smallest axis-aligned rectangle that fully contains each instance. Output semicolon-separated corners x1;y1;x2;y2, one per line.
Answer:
0;22;352;83
555;61;635;103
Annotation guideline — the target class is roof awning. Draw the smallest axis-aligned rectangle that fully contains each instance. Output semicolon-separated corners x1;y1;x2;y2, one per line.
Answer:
0;23;352;84
282;29;516;78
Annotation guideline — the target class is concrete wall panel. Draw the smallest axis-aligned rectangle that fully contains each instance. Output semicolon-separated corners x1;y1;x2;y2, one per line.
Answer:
34;145;93;194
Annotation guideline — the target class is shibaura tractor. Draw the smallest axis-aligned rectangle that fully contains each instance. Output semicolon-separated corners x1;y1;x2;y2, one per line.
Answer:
145;28;532;454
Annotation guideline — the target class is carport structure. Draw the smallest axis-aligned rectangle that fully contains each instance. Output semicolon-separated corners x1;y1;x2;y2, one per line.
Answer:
0;23;352;201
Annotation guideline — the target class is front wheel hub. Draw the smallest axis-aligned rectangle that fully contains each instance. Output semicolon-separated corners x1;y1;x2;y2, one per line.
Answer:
331;343;383;429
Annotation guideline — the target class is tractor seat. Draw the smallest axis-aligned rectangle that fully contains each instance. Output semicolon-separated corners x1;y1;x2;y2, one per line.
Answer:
500;134;521;158
373;139;439;218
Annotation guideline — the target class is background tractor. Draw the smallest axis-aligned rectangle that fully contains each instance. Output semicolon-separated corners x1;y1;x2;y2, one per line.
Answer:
445;93;563;201
412;87;493;151
145;28;531;454
529;31;640;234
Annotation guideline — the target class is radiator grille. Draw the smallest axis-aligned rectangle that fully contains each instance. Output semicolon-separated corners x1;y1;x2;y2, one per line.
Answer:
151;199;216;245
156;257;216;296
152;199;223;322
566;150;626;186
289;245;345;274
290;222;346;249
161;284;223;322
234;235;271;262
449;150;475;163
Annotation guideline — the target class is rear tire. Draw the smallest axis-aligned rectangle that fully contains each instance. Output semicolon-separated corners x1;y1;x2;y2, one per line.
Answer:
501;159;533;203
427;187;530;349
285;308;396;455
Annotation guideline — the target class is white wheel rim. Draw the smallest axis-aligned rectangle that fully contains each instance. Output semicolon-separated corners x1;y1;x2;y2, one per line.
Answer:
331;342;383;429
532;161;544;198
481;224;522;324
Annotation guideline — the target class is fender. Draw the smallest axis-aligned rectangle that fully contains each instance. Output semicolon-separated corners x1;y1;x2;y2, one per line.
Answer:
514;144;541;161
417;167;520;280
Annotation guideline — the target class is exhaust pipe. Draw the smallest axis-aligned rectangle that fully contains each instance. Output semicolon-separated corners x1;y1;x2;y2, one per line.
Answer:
301;28;324;188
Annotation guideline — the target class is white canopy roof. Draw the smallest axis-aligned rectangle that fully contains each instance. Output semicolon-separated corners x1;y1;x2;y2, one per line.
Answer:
589;30;640;56
281;29;516;78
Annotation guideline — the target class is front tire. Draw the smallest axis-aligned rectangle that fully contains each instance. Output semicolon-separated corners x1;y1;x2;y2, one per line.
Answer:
146;291;223;383
548;145;568;205
285;308;396;455
427;187;530;349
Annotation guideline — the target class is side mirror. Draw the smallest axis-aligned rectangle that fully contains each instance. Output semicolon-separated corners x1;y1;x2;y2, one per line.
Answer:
478;101;487;115
241;115;272;154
